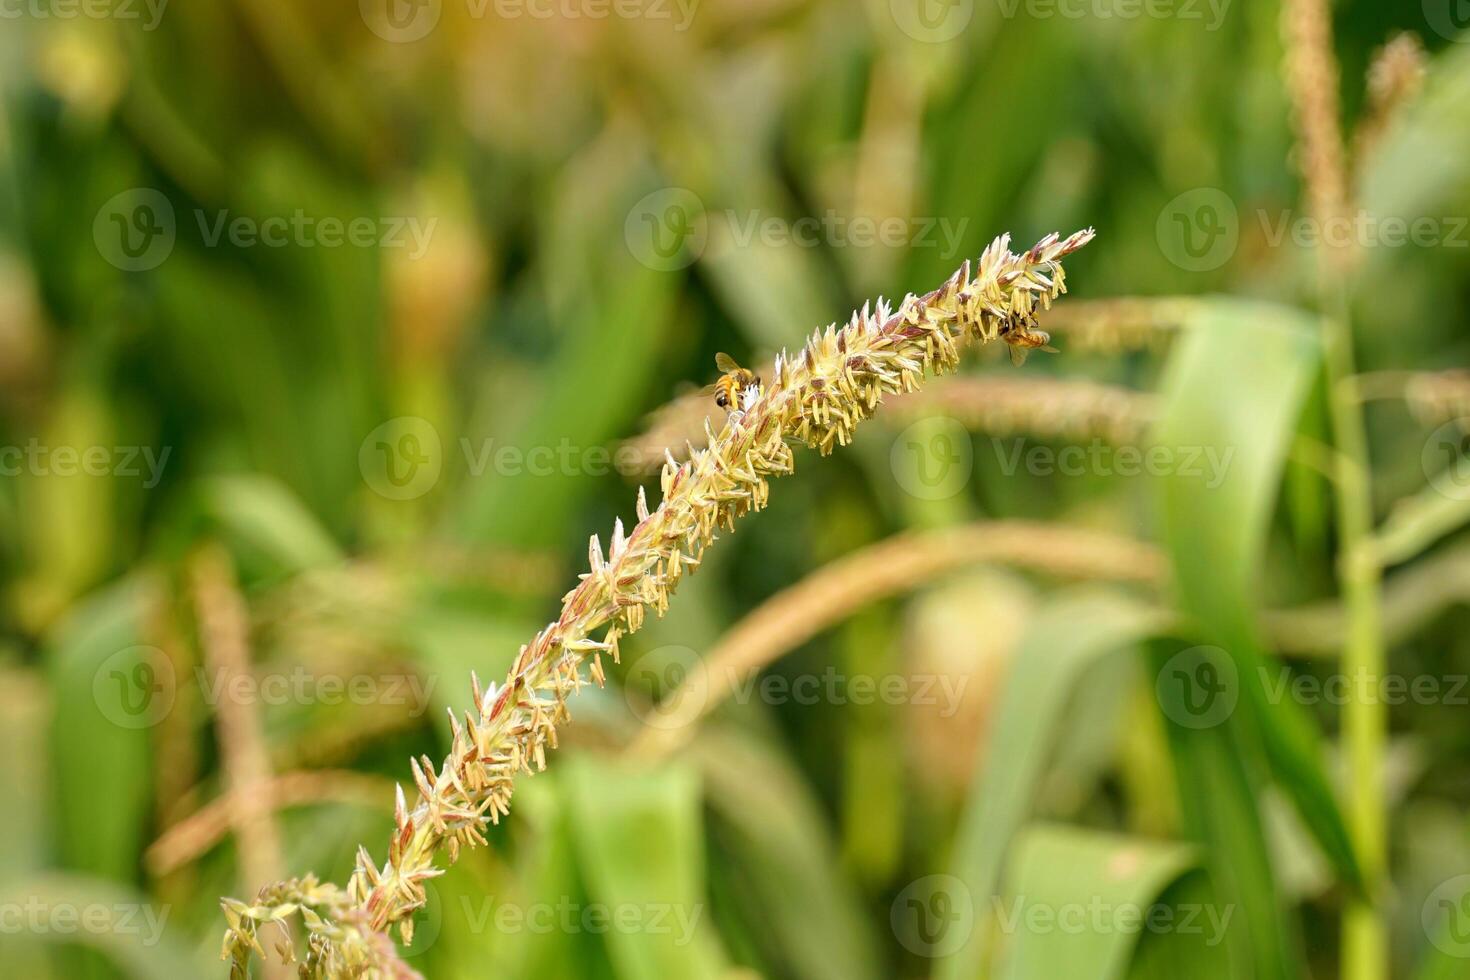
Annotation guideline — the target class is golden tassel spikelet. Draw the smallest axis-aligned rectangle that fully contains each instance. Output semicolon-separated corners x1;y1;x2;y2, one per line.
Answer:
219;227;1095;979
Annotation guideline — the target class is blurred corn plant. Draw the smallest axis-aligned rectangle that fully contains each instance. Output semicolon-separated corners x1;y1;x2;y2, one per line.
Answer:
2;1;1470;979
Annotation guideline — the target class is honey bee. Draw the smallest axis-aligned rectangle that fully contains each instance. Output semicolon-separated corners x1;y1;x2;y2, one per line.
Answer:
710;352;762;412
1002;316;1059;366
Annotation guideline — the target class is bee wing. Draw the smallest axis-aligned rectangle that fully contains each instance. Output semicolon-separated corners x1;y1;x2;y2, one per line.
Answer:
1009;344;1027;367
714;352;742;373
1041;344;1059;354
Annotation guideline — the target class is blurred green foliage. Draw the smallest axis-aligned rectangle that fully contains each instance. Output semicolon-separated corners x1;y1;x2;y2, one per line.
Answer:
3;1;1470;978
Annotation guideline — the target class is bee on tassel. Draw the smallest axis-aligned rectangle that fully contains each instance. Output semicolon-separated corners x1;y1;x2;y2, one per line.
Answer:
707;353;763;415
1001;313;1059;366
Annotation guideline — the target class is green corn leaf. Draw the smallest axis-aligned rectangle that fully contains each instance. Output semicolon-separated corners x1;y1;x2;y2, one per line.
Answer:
695;729;880;980
1150;638;1297;980
48;577;158;884
203;475;342;575
935;590;1166;980
994;824;1228;980
0;668;54;977
564;755;726;980
1124;869;1236;980
1151;299;1364;899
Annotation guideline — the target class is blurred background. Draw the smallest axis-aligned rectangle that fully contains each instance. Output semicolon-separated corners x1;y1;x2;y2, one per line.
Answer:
3;1;1470;977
